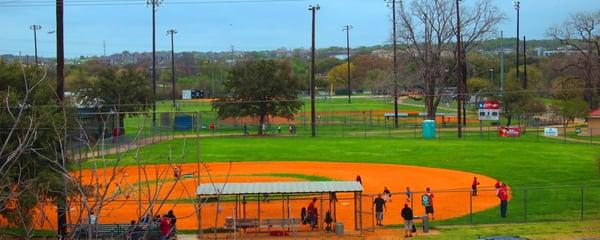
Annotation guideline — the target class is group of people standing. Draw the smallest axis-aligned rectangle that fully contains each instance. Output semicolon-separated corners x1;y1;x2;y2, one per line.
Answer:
139;210;177;240
371;186;431;238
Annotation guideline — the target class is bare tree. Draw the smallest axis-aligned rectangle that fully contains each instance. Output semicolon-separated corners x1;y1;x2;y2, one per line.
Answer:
548;10;600;110
396;0;504;119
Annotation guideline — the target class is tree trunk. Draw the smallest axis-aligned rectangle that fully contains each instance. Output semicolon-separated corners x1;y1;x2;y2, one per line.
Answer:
258;114;266;135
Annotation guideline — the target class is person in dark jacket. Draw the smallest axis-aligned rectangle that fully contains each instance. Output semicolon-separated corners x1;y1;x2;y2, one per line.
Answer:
401;204;414;238
167;210;176;236
324;211;333;232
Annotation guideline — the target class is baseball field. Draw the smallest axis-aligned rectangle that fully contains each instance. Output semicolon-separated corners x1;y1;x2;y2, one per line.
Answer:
31;98;600;238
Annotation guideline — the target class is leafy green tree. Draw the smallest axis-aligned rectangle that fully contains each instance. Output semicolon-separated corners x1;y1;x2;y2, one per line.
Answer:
0;61;71;233
501;68;545;126
212;60;303;135
326;63;355;96
74;67;153;127
551;76;588;135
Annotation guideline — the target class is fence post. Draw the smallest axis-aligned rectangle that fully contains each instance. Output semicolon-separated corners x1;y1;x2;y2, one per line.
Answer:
580;186;584;221
370;110;373;128
524;189;528;223
469;190;473;224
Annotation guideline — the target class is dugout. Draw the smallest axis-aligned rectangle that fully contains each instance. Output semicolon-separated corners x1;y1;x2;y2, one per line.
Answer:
196;181;364;235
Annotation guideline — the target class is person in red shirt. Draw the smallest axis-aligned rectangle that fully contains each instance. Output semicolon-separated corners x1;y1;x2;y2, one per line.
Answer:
471;177;480;196
159;214;172;240
498;183;509;218
495;180;501;196
307;197;318;231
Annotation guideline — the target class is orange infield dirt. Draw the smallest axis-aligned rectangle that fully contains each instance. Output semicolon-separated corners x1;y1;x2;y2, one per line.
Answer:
37;162;502;231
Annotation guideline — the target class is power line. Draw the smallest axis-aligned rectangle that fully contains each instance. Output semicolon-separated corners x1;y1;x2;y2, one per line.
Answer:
0;0;307;7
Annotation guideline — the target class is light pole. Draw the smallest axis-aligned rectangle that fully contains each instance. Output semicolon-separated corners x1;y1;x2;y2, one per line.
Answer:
167;29;177;108
385;0;399;128
343;25;353;104
455;0;464;138
500;31;505;97
309;4;320;137
523;35;527;89
29;24;41;66
513;0;520;87
147;0;162;127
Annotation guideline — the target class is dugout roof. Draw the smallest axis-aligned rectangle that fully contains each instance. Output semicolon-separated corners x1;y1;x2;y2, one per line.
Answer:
196;181;363;195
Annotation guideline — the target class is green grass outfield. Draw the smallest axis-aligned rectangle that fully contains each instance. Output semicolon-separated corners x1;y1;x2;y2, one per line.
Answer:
420;220;600;240
83;133;600;226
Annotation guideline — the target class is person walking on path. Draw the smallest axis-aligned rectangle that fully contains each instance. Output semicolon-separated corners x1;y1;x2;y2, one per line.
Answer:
401;203;414;238
421;187;435;220
372;193;386;226
405;187;412;203
243;124;248;136
383;186;392;202
498;183;509;217
472;177;480;196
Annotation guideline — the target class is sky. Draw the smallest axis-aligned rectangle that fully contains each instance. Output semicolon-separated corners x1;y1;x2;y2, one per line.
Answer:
0;0;598;58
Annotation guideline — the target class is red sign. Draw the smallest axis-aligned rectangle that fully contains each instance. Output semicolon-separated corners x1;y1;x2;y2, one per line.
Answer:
499;127;521;137
482;101;500;110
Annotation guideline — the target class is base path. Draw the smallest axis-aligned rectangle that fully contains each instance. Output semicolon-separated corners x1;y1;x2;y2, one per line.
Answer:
40;162;501;231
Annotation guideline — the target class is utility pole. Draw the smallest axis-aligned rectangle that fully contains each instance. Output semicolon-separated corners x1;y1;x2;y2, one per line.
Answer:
500;31;504;97
385;0;399;128
103;40;106;57
309;4;320;137
523;36;527;89
513;0;521;87
455;0;464;138
29;24;41;66
587;20;595;109
167;29;177;108
56;0;66;238
230;45;235;65
147;0;162;127
343;25;353;104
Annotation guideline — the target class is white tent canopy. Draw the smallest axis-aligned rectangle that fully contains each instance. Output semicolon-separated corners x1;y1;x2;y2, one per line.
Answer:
196;181;363;196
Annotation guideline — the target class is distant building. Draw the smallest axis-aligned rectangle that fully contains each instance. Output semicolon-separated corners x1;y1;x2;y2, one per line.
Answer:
588;109;600;136
372;49;393;59
535;47;584;57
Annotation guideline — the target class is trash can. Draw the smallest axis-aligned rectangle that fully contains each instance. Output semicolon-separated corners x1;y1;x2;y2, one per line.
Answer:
422;120;436;139
335;222;344;235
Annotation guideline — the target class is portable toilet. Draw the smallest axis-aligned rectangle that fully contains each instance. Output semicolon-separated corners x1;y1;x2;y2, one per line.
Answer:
422;120;436;139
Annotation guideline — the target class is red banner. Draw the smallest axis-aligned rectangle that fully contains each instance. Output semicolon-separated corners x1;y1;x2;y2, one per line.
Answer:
499;126;521;137
483;101;500;110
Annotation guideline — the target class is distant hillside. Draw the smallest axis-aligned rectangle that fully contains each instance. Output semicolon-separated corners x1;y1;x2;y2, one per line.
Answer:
0;39;567;65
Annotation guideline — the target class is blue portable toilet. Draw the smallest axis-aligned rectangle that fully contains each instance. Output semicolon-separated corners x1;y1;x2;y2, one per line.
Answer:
422;120;436;139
